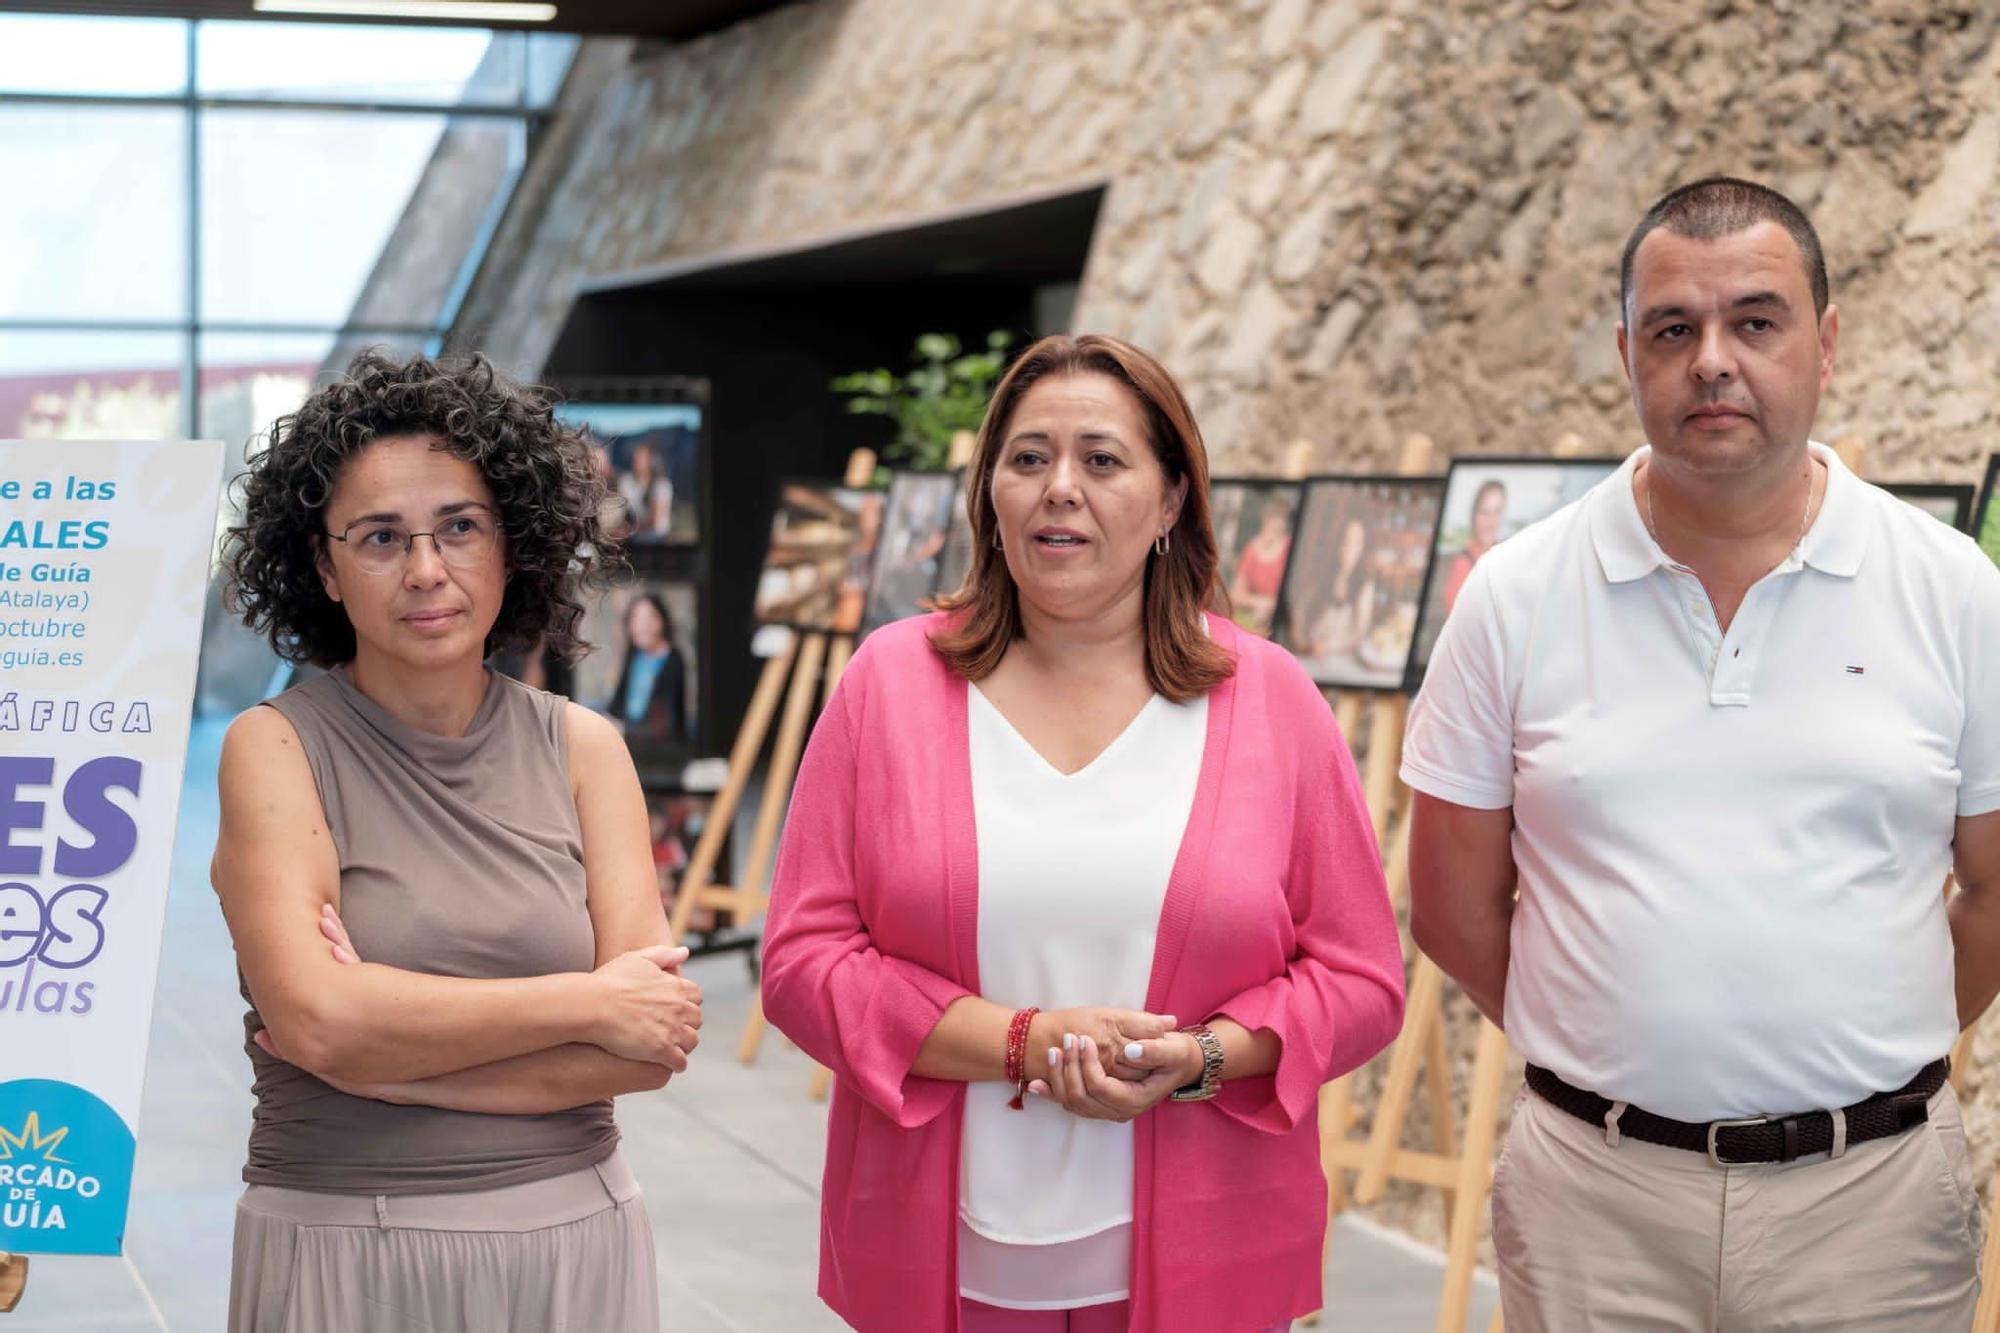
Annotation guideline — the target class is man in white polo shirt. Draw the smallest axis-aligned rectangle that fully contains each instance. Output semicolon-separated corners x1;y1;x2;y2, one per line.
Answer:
1403;176;2000;1330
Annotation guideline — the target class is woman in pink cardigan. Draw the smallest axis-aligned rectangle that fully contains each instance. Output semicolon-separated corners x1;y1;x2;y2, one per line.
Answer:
763;334;1404;1332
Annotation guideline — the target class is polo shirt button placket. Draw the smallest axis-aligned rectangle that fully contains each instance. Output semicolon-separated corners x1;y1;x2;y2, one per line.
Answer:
1677;575;1722;677
1713;586;1761;701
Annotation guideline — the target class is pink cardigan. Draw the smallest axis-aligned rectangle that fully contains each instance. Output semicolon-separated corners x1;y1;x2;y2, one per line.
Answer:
761;613;1404;1332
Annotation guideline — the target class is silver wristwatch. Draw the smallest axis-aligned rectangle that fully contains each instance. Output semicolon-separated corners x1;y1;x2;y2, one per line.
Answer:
1169;1023;1225;1102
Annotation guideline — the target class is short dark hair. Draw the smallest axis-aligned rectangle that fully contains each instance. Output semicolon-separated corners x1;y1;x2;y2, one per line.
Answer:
1620;176;1828;318
222;348;622;667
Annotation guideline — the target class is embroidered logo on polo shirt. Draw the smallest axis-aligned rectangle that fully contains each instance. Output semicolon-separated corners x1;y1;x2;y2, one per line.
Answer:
1846;666;1865;675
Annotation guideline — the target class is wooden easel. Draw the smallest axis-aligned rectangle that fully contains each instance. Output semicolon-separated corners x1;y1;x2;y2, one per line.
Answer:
668;451;874;1071
1301;434;1511;1333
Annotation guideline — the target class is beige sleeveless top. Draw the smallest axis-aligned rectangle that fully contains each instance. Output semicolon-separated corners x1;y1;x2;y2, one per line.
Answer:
241;666;618;1194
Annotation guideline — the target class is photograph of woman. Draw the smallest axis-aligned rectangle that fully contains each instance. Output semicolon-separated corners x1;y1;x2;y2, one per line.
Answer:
212;350;703;1332
608;591;690;747
617;441;674;542
551;397;704;547
1210;480;1299;637
760;334;1405;1332
1274;477;1442;691
1408;457;1619;676
1441;478;1507;615
934;470;978;599
1301;516;1375;659
862;470;960;635
565;579;699;748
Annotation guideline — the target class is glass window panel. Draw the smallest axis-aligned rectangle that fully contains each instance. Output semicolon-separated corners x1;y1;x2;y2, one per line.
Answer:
525;34;579;106
0;105;187;322
0;331;186;440
345;117;525;328
197;332;334;463
196;21;518;105
0;15;188;96
199;331;430;456
318;331;431;375
201;108;463;325
194;332;328;719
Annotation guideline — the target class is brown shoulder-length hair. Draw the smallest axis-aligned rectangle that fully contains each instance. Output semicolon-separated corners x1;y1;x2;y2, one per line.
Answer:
927;333;1234;703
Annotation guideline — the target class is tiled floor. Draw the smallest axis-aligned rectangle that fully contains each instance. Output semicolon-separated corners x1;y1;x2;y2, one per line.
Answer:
8;720;1497;1330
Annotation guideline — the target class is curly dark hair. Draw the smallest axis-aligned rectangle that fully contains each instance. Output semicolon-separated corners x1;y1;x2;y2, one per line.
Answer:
221;348;622;667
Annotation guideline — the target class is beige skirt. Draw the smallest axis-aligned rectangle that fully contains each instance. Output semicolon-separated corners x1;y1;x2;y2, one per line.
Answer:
228;1148;658;1333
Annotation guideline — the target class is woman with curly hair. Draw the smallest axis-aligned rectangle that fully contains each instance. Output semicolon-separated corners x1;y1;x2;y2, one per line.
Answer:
211;349;700;1332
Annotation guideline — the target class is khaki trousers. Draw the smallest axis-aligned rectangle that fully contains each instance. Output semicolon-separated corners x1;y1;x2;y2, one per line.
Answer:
1492;1081;1983;1331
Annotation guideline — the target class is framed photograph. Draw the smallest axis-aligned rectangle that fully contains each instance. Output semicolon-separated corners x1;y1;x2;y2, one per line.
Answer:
644;789;721;904
1971;457;2000;565
752;481;886;634
1408;456;1623;680
934;471;977;600
863;471;961;636
1211;479;1305;638
1884;482;1975;532
553;384;705;547
644;788;751;954
1272;476;1443;690
570;577;701;753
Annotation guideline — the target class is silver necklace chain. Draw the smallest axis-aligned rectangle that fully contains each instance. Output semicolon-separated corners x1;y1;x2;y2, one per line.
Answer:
1644;461;1819;561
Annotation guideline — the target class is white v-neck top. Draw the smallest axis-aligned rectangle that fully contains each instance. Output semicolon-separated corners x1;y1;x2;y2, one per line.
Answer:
956;682;1208;1310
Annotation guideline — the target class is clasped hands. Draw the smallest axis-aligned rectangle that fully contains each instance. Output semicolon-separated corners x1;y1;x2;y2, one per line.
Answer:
1020;1007;1207;1123
252;904;704;1102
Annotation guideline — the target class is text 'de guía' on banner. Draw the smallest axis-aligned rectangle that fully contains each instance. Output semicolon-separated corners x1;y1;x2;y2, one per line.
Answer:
0;440;224;1256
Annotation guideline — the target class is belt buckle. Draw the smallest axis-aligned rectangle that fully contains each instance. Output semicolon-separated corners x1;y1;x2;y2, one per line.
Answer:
1707;1116;1770;1167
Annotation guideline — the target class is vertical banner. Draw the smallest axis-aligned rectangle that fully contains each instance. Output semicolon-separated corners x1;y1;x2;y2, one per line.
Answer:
0;440;224;1256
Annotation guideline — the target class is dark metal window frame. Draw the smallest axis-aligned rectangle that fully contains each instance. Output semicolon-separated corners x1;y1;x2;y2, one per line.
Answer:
0;19;566;437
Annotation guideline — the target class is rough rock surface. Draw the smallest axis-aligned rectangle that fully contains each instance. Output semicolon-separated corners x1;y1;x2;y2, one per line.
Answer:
452;0;2000;1265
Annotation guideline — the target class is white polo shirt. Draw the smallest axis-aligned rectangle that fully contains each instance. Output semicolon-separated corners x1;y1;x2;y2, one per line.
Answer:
1402;442;2000;1121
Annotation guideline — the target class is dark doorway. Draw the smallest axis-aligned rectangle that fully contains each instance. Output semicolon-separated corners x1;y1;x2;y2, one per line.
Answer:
540;183;1103;751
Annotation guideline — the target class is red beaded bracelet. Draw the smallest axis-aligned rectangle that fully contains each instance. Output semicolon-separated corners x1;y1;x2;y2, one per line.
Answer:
1004;1006;1040;1110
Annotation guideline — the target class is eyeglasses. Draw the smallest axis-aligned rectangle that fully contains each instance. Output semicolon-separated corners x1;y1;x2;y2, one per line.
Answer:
324;508;499;575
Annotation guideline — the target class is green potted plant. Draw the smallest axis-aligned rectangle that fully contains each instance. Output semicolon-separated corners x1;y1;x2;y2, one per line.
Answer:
831;331;1015;472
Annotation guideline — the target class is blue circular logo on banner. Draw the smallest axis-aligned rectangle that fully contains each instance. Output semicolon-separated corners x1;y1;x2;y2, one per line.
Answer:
0;1079;134;1255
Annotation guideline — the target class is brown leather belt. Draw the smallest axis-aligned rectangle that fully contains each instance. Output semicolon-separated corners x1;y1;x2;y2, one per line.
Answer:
1524;1058;1949;1166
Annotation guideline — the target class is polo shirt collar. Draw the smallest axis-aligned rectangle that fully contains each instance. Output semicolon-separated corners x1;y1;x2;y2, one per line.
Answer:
1588;451;1663;584
1798;441;1867;577
1588;439;1868;585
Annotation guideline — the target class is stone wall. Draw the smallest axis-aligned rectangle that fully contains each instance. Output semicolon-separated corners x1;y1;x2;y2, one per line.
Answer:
452;0;2000;1262
459;0;2000;483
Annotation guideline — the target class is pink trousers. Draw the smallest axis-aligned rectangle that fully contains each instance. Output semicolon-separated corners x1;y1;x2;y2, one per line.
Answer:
959;1298;1289;1331
960;1299;1129;1331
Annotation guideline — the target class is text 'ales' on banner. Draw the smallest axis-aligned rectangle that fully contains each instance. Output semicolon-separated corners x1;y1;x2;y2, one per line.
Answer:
0;440;224;1256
